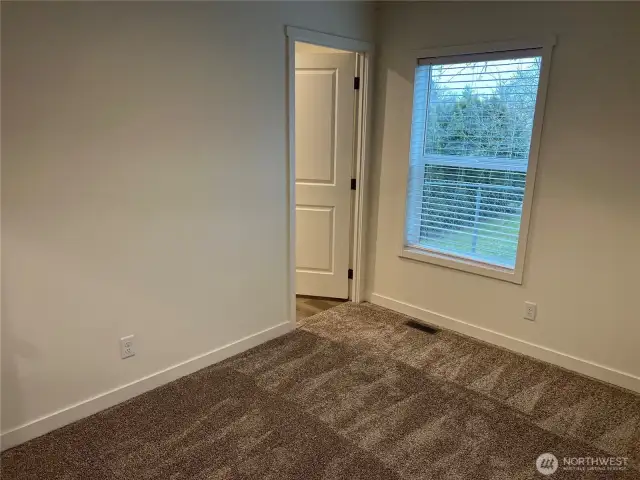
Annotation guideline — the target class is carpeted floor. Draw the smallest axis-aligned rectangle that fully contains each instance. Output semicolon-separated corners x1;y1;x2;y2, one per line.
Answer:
2;302;639;479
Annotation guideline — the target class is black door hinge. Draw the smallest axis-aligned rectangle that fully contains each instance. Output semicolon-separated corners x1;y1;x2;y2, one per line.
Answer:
354;77;360;90
348;269;353;279
351;178;357;190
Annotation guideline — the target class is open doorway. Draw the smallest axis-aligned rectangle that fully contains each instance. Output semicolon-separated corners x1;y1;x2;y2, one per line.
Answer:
294;41;355;317
286;28;373;325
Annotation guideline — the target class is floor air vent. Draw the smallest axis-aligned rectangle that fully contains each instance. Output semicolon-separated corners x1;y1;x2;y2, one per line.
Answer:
405;320;439;334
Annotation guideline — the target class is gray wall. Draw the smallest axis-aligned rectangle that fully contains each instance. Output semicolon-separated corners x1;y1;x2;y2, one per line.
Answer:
1;1;374;441
367;2;640;391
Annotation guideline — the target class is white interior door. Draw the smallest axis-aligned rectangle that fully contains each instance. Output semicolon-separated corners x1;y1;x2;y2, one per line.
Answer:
295;52;356;299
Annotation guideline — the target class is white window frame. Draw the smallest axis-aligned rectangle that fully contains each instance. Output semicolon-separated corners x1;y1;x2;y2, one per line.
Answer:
399;37;555;284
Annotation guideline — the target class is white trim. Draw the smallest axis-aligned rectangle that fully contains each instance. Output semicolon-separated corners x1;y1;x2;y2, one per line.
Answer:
370;293;640;394
400;39;556;285
0;322;293;451
350;50;374;302
514;41;554;284
286;30;297;327
286;26;374;54
400;247;521;284
285;26;374;312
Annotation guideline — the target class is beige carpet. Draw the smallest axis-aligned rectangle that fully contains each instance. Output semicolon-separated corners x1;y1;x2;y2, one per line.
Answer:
2;302;639;479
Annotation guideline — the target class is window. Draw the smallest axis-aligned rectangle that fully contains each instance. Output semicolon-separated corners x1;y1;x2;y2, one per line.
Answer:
403;45;550;283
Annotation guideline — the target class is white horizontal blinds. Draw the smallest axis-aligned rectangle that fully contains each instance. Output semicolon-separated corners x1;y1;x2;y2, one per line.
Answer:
407;166;526;267
405;53;542;269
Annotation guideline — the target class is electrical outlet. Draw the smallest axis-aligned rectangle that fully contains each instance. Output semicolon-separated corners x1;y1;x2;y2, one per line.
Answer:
524;302;537;321
120;335;135;359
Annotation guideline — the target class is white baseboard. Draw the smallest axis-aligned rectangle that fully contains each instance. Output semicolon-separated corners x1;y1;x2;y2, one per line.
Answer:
1;321;293;451
370;293;640;394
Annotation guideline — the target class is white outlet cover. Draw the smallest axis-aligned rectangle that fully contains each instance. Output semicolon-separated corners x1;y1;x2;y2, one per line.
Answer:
524;302;537;321
120;335;135;359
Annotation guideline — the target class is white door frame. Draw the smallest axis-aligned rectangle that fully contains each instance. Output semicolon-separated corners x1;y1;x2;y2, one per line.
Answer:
285;26;374;327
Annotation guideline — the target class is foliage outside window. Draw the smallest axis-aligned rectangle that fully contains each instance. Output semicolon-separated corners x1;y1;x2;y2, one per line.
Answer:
405;53;542;270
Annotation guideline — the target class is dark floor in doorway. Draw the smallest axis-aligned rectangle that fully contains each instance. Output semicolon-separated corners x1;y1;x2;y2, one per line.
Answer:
295;295;345;322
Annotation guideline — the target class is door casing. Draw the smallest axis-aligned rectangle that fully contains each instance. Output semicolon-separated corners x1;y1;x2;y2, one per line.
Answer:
285;26;374;327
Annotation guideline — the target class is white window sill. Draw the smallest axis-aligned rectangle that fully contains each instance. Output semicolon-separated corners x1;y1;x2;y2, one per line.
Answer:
399;246;523;284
